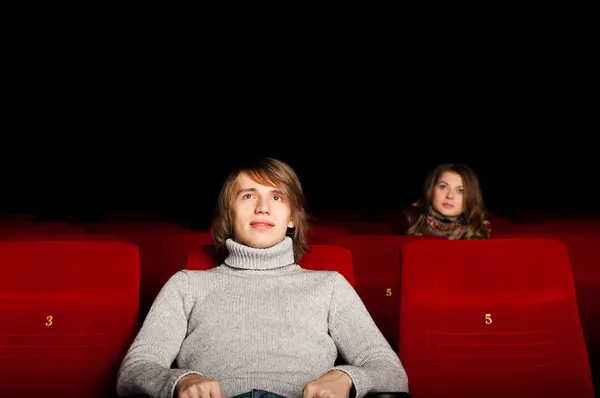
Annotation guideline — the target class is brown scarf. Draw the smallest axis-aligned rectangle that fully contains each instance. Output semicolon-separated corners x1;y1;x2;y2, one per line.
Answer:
423;207;469;240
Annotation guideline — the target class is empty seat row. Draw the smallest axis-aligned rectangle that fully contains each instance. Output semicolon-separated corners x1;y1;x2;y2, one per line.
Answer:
0;220;598;396
2;222;599;354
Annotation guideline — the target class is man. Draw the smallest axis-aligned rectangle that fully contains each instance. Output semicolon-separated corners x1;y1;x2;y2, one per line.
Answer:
116;157;409;398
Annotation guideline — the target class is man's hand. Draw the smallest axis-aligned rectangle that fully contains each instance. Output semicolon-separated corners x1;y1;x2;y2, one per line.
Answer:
175;374;224;398
302;370;353;398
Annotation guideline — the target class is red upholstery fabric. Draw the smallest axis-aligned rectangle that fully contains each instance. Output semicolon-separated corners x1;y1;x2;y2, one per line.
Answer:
399;238;594;398
82;222;212;323
298;244;354;287
185;244;355;287
510;220;600;234
307;225;348;244
0;240;140;397
494;232;600;393
326;235;443;353
544;221;600;234
185;244;218;271
332;221;397;235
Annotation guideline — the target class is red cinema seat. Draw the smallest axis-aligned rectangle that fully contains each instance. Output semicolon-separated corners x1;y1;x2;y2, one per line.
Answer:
299;245;354;287
307;225;348;244
83;222;212;324
399;238;594;398
326;235;443;353
509;220;600;235
333;221;397;235
185;243;218;271
0;240;140;397
545;220;600;234
494;232;600;394
186;244;354;287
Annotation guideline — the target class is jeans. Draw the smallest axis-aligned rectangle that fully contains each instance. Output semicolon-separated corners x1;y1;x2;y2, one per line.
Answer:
231;389;287;398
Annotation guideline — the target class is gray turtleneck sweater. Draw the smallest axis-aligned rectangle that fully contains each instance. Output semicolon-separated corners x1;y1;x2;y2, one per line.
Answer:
116;237;408;398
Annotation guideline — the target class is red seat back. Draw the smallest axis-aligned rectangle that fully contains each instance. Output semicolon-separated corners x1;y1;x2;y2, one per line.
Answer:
326;234;444;353
82;222;212;323
0;240;140;397
400;238;594;398
307;225;348;244
494;232;600;391
332;221;397;235
299;244;354;286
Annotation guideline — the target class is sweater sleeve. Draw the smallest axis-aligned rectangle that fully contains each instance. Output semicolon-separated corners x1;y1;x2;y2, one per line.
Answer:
328;273;409;397
116;270;202;398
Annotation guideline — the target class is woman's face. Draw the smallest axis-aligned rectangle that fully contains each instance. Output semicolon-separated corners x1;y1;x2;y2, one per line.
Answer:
432;171;464;219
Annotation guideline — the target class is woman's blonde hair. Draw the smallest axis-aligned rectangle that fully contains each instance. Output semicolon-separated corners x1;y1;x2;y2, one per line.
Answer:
405;163;490;239
211;157;310;262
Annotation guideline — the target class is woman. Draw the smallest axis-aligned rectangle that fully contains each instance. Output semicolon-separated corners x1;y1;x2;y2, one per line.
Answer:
405;163;490;240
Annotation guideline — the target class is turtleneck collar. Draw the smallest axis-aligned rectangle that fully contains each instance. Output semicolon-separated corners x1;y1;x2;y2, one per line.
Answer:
224;236;296;270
